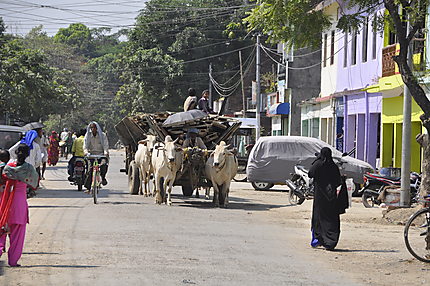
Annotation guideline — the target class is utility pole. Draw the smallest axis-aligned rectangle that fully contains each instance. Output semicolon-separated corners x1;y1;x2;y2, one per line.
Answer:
239;51;246;118
401;21;412;207
208;63;213;109
256;34;261;141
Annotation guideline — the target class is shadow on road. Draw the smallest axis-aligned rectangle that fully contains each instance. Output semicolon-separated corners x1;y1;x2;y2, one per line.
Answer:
22;252;61;255
0;261;4;276
177;197;291;211
328;249;399;253
29;205;83;208
101;201;146;205
16;265;100;269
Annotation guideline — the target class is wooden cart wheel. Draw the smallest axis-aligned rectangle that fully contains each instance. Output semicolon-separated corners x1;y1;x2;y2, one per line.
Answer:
182;183;194;197
128;160;140;195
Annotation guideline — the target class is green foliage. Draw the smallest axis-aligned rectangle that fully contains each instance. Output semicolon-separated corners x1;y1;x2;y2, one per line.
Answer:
0;37;79;123
117;47;183;114
54;23;94;57
243;0;331;48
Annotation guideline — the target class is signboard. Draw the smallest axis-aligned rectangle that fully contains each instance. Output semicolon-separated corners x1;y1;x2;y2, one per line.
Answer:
251;81;257;104
278;80;285;102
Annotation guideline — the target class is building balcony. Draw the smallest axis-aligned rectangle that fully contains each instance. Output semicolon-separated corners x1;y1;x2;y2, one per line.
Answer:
382;43;423;78
382;44;397;77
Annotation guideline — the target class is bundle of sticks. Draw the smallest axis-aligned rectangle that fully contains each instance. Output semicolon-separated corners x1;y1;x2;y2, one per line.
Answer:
126;112;241;149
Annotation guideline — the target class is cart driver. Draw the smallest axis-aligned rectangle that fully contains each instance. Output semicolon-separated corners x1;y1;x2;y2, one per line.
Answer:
182;128;207;149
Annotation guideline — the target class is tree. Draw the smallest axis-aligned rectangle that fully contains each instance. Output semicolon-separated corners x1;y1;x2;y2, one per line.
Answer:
54;23;94;57
244;0;430;198
0;37;79;123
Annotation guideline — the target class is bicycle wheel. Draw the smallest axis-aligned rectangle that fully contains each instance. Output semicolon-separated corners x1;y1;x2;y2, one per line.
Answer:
404;208;430;263
92;168;98;205
93;185;98;204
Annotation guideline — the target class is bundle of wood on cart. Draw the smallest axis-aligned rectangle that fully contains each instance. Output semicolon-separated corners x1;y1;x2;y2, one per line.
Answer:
115;111;241;152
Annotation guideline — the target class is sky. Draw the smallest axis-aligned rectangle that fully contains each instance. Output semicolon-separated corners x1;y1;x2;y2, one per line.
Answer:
0;0;148;36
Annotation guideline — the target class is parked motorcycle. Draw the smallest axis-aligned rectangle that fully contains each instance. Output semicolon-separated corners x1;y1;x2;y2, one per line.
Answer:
286;165;314;205
70;157;86;191
361;171;421;208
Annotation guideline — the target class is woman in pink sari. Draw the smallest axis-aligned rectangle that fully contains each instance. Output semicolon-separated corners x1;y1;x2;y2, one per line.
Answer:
0;143;38;267
48;131;60;166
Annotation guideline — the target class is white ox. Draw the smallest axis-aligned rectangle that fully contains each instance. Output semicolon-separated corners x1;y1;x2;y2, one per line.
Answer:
134;135;157;197
151;136;183;205
205;141;238;207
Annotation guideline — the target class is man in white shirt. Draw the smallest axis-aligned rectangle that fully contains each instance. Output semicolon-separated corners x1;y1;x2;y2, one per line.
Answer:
60;128;68;158
84;122;109;187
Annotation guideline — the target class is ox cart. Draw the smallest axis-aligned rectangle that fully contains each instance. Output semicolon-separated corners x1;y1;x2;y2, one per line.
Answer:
114;111;241;196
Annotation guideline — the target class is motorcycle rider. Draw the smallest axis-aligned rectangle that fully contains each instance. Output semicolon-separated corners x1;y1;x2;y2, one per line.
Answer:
83;122;109;189
68;128;86;182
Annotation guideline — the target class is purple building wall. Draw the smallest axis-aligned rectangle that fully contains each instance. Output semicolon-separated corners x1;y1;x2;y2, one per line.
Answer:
334;6;383;168
336;7;383;92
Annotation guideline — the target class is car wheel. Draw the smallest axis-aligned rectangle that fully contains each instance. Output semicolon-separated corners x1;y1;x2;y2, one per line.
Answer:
251;182;274;191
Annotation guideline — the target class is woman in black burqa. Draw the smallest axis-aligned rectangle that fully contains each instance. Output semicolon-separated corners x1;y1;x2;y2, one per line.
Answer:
309;147;342;250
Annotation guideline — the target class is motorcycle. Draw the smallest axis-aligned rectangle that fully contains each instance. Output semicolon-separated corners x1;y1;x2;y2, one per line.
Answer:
70;157;86;191
361;171;421;208
286;165;314;205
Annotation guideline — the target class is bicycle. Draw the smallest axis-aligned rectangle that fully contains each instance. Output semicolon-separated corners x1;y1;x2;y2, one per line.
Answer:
404;195;430;263
85;155;106;204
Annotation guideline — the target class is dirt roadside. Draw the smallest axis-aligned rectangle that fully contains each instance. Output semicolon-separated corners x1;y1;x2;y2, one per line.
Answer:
231;183;430;286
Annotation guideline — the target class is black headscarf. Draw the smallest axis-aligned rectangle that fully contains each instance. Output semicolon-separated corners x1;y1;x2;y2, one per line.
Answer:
309;146;341;188
313;147;334;165
319;147;334;163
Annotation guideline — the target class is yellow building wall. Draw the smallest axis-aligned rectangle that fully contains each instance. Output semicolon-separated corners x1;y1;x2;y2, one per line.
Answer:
381;96;423;172
381;123;394;168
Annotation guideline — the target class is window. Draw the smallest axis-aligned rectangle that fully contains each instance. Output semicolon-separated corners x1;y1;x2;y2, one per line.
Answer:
362;18;368;62
323;33;327;67
330;30;335;65
372;15;377;59
343;31;348;67
351;29;357;65
302;120;309;137
312;118;320;138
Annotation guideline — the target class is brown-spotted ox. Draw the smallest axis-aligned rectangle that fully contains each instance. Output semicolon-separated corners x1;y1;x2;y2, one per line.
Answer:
205;141;238;207
134;135;157;196
151;136;183;205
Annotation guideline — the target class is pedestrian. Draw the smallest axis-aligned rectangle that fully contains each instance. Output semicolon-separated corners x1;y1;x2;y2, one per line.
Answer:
39;131;49;180
183;88;198;112
64;131;74;160
48;131;60;166
198;90;214;114
309;147;342;250
0;143;39;266
60;128;68;157
9;130;42;170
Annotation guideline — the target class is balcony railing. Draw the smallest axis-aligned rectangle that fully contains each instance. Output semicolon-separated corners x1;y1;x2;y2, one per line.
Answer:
382;44;397;77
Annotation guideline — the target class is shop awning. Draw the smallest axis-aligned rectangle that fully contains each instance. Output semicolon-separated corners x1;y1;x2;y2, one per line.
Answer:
363;74;403;98
268;103;290;115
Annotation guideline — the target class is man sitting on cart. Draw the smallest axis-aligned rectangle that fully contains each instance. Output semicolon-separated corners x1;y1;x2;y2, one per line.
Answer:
84;122;109;190
182;128;207;149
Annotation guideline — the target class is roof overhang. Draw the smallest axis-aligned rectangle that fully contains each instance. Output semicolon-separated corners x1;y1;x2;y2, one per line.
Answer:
268;103;290;116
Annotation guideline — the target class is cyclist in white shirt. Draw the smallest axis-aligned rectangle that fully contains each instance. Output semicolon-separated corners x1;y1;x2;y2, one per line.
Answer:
84;122;109;187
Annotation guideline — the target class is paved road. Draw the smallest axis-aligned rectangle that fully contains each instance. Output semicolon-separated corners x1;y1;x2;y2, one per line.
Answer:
0;151;360;285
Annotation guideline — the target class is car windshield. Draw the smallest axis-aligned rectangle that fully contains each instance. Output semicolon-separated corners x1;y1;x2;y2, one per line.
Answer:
0;131;22;149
